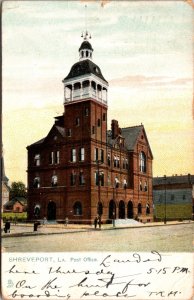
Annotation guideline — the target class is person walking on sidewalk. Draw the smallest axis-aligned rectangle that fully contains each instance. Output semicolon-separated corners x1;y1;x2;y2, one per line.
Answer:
94;217;98;229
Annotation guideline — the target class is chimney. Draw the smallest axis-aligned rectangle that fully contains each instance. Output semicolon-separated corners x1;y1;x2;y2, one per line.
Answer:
111;120;119;139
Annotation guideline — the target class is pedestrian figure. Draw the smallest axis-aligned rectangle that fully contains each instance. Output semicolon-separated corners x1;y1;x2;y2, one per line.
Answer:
33;221;39;232
98;215;102;229
4;221;10;233
43;217;47;225
65;217;69;226
94;217;98;229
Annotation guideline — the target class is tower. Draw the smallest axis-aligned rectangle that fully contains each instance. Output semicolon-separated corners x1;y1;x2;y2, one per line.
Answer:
61;31;109;221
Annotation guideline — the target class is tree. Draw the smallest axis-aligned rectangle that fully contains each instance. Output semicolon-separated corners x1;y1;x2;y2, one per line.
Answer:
10;181;27;199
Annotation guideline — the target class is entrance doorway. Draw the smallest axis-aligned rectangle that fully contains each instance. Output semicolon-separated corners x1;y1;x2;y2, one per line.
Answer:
127;201;133;218
47;201;56;220
109;200;116;219
119;200;125;219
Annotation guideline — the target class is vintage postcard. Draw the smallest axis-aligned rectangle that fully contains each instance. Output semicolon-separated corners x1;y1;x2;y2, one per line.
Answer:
1;0;193;299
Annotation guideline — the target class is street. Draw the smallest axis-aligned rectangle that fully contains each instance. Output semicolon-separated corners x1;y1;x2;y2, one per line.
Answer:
2;223;193;252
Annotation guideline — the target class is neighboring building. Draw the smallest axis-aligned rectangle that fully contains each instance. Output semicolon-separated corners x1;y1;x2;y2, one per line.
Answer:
3;197;27;213
153;174;194;220
27;32;153;223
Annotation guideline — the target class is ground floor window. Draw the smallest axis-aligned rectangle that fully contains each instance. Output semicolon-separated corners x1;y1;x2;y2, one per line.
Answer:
73;201;82;215
138;203;142;214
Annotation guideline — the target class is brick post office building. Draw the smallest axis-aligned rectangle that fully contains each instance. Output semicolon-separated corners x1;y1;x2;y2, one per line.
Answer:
27;33;153;223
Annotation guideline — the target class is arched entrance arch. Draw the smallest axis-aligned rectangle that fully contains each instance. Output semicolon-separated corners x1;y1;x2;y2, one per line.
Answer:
119;200;125;219
47;201;56;220
127;201;133;218
109;200;116;219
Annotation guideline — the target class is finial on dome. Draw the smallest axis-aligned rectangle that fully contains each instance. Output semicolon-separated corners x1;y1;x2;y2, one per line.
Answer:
81;30;92;41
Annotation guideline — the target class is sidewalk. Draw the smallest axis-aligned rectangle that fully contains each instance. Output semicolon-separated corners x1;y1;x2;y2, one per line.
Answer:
2;220;193;238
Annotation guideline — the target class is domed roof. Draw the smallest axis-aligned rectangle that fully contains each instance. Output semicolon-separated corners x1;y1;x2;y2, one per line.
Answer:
63;59;107;83
79;40;93;52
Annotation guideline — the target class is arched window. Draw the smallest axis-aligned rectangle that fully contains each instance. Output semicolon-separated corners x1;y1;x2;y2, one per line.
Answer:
146;203;150;215
139;152;146;173
138;203;142;215
73;201;82;215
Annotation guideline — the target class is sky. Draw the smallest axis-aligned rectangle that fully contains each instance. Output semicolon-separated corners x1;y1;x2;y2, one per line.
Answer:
2;0;194;185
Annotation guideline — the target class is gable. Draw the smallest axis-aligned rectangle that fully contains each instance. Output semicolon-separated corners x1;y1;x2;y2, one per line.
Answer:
43;125;65;145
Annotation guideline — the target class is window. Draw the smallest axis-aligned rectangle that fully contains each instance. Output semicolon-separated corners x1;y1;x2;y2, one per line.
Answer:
123;158;128;169
95;171;104;186
97;119;101;127
139;152;146;173
49;151;59;165
71;148;76;162
70;172;76;186
115;176;120;188
94;148;98;161
171;194;175;201
79;171;85;185
100;149;104;163
183;195;186;200
146;203;150;215
107;153;111;166
55;151;60;164
67;129;72;137
92;126;95;134
144;181;147;192
73;201;82;215
123;179;127;189
33;177;40;188
51;175;58;187
103;113;106;121
85;108;89;116
75;117;80;126
139;180;142;191
79;147;85;161
49;152;54;165
34;154;40;166
114;156;120;168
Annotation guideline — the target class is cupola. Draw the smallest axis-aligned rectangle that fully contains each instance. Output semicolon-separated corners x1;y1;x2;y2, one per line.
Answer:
79;30;93;61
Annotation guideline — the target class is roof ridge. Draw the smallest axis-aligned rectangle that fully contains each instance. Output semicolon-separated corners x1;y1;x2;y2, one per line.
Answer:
121;124;143;130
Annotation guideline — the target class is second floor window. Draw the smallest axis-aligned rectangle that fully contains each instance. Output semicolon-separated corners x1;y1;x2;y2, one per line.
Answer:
71;148;76;162
70;172;76;186
51;175;58;186
79;147;85;161
79;171;85;185
100;149;104;163
107;153;111;166
94;148;98;161
49;152;54;165
33;177;40;188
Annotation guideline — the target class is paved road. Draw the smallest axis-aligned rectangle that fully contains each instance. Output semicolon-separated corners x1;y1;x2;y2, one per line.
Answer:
2;223;193;252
